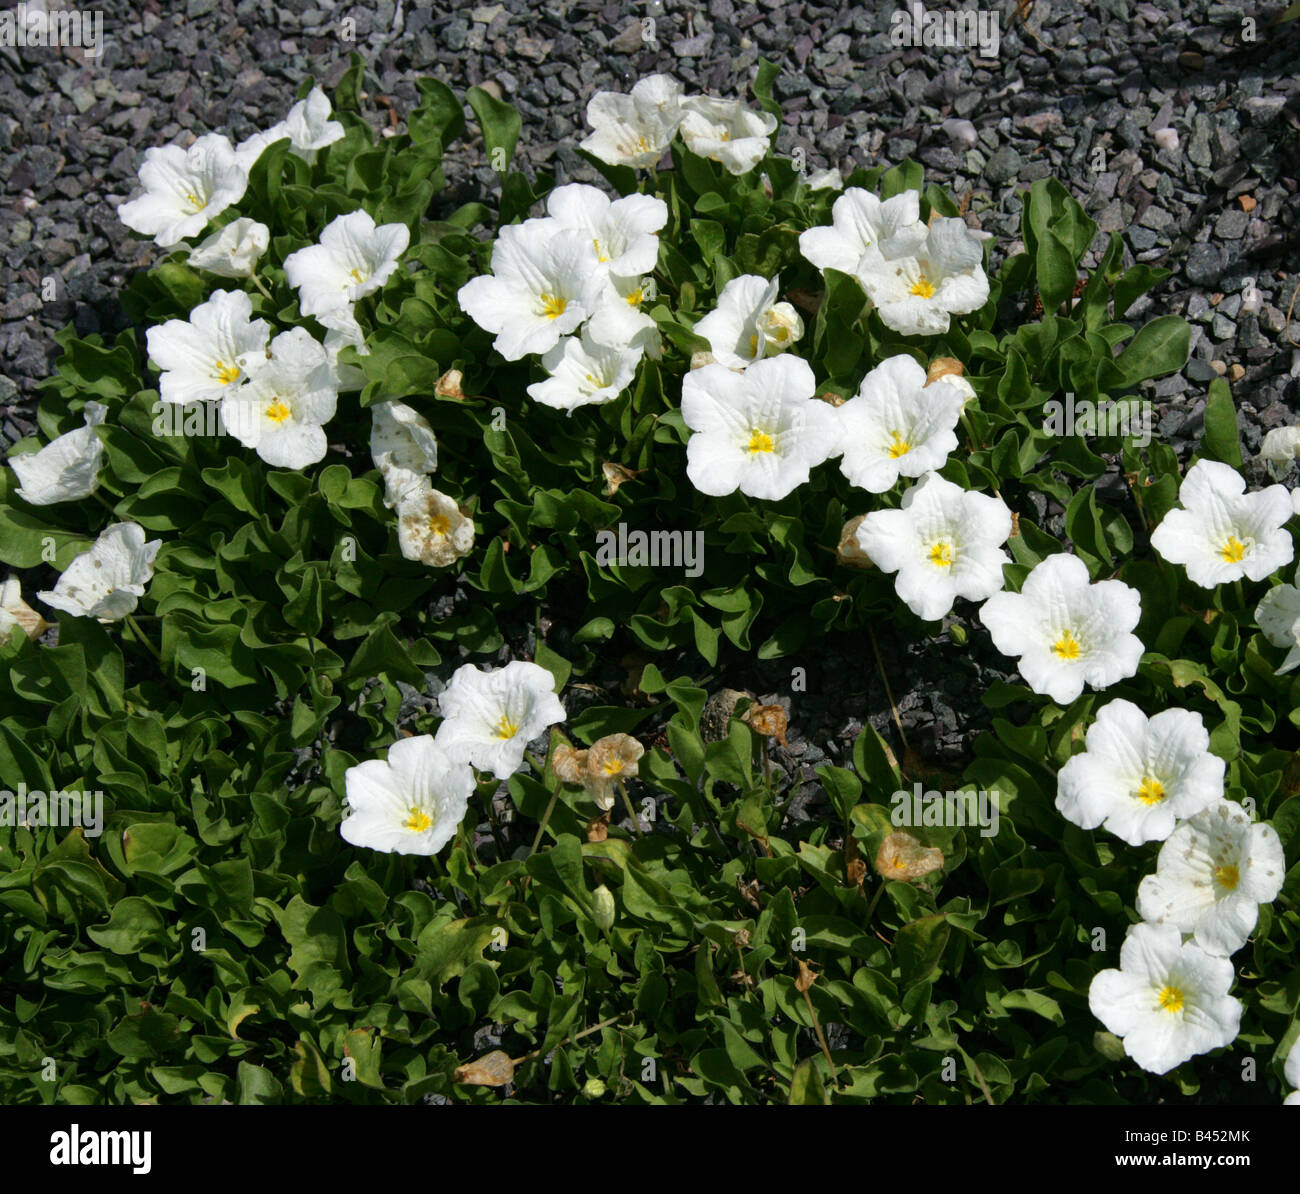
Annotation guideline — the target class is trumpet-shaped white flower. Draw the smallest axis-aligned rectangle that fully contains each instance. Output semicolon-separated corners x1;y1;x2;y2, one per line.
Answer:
1137;800;1285;956
1150;459;1294;588
234;125;288;174
371;400;438;508
317;306;369;390
585;273;662;359
859;217;989;336
282;85;345;160
580;74;684;169
219;327;338;469
283;209;410;318
146;288;271;405
117;134;248;248
9;401;106;506
678;96;777;175
1257;565;1300;673
1261;426;1300;466
458;222;604;361
434;660;567;780
681;356;840;501
694;274;804;369
0;576;48;640
979;553;1144;705
538;183;667;277
1088;922;1241;1075
1056;699;1225;847
340;735;475;856
798;188;928;279
855;472;1012;621
37;523;161;622
185;217;270;278
527;328;642;414
395;481;476;568
836;354;965;492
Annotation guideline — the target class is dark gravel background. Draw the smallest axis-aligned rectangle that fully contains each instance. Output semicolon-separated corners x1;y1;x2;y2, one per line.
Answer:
2;0;1299;801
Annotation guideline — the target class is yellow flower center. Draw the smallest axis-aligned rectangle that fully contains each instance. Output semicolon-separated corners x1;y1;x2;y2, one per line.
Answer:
1220;536;1246;563
887;429;912;458
265;399;292;424
719;129;732;142
214;360;240;385
593;238;609;263
603;758;624;775
746;429;775;454
428;514;451;536
1051;629;1082;660
636;135;650;153
910;276;936;299
749;332;760;357
625;288;643;306
1214;864;1239;890
1136;776;1166;805
928;540;953;568
404;807;432;833
349;267;365;284
184;189;203;213
540;292;567;320
495;715;519;740
1157;985;1184;1014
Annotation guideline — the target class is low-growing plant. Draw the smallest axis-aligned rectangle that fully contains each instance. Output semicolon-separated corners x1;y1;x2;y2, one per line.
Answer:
0;56;1297;1107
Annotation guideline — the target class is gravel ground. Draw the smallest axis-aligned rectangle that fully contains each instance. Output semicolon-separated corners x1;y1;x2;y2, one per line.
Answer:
2;0;1298;777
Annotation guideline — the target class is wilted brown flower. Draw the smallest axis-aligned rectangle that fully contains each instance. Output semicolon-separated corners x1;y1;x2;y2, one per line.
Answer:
743;703;789;749
836;515;874;569
602;462;643;496
454;1050;515;1086
435;368;468;400
874;831;944;882
925;357;965;386
689;351;718;371
586;734;645;811
551;743;588;785
816;391;846;407
0;577;48;640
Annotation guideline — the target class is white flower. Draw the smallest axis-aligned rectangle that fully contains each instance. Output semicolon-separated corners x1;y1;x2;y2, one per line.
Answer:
1150;459;1294;588
694;274;804;370
1261;426;1300;466
527;328;642;414
539;183;667;276
855;472;1012;621
9;401;106;506
234;124;288;174
1137;800;1285;956
340;735;475;856
434;660;567;780
283;209;410;318
219;327;338;469
1056;699;1225;847
580;74;684;169
185;218;270;279
37;523;161;622
146;289;271;405
681;355;840;501
979;553;1144;705
585;273;662;359
395;481;476;568
457;222;603;361
317;306;369;390
1257;565;1300;673
0;576;48;640
1287;1037;1300;1090
282;86;345;160
798;188;927;279
806;167;843;192
678;96;777;175
117;134;248;248
371;400;438;508
1088;922;1241;1075
836;354;965;492
859;217;990;336
1287;1091;1300;1106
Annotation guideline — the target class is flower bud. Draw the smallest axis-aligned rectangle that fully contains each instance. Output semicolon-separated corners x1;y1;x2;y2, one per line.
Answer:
590;884;616;930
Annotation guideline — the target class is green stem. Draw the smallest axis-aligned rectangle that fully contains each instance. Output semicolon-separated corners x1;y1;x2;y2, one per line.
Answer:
249;272;274;302
124;614;162;664
528;786;560;857
618;778;643;837
864;881;886;924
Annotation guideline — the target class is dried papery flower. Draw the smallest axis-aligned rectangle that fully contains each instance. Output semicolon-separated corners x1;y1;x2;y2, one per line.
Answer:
454;1050;515;1086
837;514;875;569
602;462;643;496
874;831;944;882
700;687;752;742
742;703;789;749
552;742;589;785
816;391;846;407
435;368;468;400
689;350;718;371
925;357;965;385
586;734;645;810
